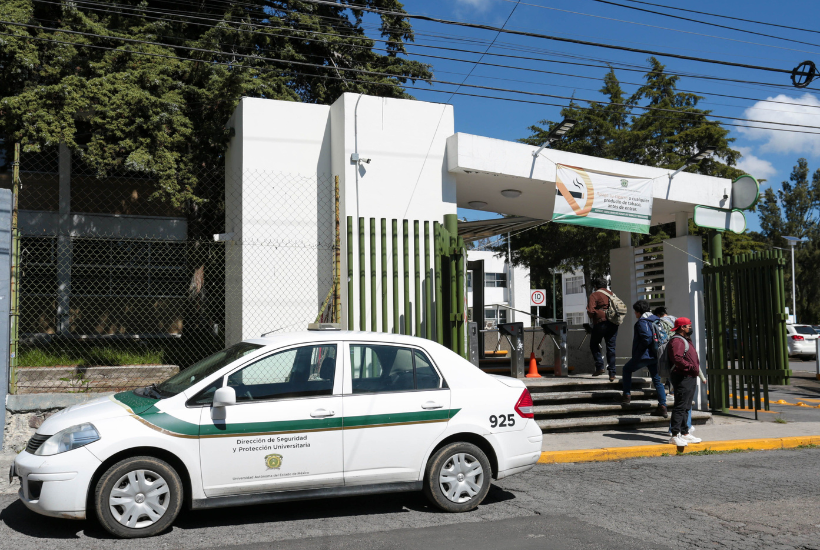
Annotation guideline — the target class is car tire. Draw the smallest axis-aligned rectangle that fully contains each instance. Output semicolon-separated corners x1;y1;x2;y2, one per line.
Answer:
94;456;183;538
423;442;492;513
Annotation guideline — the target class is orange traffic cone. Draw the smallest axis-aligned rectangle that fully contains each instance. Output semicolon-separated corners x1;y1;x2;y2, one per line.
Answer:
525;352;542;378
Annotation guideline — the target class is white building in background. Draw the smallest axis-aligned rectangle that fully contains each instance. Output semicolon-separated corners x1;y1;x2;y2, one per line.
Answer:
466;250;531;328
562;270;587;326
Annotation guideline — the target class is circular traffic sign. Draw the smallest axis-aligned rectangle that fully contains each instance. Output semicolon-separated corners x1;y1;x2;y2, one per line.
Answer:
530;290;547;306
732;174;760;210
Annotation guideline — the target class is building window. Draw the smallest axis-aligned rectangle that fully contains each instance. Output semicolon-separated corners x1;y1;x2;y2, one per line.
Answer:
485;308;508;326
485;273;507;288
566;312;585;325
565;276;584;295
467;271;472;290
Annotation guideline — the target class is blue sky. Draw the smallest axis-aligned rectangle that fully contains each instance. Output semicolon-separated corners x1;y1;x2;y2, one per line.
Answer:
365;0;820;232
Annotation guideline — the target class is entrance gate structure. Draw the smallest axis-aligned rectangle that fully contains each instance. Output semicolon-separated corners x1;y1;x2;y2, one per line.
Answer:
346;215;467;358
702;250;791;414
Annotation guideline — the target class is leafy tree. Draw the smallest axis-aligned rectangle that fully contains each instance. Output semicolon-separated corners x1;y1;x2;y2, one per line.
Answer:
0;0;431;214
758;159;820;323
506;59;749;295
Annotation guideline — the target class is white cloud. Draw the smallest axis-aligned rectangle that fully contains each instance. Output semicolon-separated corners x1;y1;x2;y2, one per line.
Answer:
738;93;820;156
453;0;494;12
734;146;776;181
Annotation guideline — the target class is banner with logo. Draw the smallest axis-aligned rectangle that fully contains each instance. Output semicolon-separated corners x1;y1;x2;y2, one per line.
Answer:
553;164;654;234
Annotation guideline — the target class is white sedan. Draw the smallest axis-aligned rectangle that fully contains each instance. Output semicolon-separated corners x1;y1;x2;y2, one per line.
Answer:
11;330;542;538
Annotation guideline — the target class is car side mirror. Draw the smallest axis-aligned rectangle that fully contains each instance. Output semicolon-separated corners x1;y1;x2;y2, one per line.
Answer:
213;386;236;407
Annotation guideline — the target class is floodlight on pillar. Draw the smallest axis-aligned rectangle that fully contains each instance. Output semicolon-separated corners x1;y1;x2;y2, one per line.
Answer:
669;145;717;180
784;235;809;323
532;118;577;158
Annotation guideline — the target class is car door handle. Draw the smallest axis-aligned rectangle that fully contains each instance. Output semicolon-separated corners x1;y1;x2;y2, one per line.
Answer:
310;409;336;418
421;401;443;410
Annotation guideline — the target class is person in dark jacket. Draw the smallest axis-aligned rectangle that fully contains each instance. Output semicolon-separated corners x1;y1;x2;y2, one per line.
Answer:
586;277;618;381
669;317;702;446
621;300;667;417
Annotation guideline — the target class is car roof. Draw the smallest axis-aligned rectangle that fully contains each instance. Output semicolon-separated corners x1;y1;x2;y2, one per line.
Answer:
244;331;447;349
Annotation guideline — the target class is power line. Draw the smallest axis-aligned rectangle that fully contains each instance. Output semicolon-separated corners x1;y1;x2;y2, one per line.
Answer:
24;0;812;96
498;0;820;54
584;0;820;51
617;0;820;36
5;19;818;132
4;29;820;137
447;0;521;102
295;0;795;76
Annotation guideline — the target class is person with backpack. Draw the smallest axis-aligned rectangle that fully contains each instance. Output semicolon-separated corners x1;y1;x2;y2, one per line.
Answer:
586;277;625;382
620;300;668;418
668;317;703;447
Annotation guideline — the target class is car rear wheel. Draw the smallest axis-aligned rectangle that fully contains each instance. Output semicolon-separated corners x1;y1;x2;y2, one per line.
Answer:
423;442;491;512
94;456;183;538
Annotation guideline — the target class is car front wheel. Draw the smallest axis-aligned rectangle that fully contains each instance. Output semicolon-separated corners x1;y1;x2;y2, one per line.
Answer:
94;456;183;538
423;442;491;512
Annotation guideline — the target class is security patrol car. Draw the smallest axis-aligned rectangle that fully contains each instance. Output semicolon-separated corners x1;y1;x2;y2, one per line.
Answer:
11;331;543;538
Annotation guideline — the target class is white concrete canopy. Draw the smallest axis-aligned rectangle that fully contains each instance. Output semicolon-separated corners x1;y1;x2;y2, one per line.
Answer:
447;133;733;225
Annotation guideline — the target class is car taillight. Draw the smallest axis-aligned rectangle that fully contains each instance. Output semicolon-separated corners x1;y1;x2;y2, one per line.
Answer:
515;389;534;418
792;335;805;341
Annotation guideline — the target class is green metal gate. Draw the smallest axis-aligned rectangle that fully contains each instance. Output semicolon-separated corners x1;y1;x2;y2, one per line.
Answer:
345;214;467;358
702;250;791;413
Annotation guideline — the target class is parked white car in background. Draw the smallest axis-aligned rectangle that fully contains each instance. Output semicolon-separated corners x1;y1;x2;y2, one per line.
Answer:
10;330;542;538
786;324;818;360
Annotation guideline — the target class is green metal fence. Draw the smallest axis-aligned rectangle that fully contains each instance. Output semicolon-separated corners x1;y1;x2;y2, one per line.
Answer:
346;214;467;358
703;250;791;413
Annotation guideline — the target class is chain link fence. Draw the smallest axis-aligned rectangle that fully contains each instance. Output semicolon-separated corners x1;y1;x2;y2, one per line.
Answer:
4;145;338;394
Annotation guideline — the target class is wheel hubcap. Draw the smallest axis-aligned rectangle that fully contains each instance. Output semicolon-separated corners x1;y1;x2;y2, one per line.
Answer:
439;452;484;504
108;469;170;529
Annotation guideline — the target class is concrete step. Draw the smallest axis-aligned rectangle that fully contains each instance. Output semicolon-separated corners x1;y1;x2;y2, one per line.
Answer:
526;377;654;394
537;410;712;433
532;389;659;404
533;400;666;418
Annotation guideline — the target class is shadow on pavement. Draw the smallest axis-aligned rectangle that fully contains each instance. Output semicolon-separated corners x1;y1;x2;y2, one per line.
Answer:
1;486;516;539
601;431;669;444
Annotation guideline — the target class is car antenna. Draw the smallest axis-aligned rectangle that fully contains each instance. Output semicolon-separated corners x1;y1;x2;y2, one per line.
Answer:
260;327;284;337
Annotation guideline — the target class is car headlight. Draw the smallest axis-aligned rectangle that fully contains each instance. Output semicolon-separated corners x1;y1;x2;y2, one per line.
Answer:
34;423;100;456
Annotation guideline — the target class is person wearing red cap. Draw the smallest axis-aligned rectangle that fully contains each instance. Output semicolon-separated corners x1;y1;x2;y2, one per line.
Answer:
668;317;702;447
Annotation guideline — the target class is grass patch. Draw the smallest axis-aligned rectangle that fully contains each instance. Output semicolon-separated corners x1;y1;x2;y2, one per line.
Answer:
796;444;818;449
774;417;788;424
19;345;165;367
675;448;752;456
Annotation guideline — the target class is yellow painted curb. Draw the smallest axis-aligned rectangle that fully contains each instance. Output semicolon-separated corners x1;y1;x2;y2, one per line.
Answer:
538;435;820;464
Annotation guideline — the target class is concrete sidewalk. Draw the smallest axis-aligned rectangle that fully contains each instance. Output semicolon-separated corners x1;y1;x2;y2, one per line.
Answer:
541;416;820;452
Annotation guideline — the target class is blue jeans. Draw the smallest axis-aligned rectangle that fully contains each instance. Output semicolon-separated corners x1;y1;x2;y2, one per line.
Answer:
622;357;667;407
590;321;618;374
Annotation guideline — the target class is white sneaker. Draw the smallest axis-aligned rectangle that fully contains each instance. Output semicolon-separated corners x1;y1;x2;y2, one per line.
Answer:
669;435;688;446
689;426;695;434
681;434;702;443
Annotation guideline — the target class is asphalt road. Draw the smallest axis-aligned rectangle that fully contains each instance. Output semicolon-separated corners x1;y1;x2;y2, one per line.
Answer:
2;448;819;550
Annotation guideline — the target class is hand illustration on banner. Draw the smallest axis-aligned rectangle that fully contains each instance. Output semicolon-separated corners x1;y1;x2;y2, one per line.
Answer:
553;164;654;234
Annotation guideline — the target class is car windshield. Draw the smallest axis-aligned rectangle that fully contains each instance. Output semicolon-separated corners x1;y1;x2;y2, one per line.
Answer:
154;342;264;397
795;326;817;335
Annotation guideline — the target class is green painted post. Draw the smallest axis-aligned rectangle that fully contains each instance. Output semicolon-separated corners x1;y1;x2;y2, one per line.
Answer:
392;220;399;334
709;231;726;412
370;218;377;332
434;222;444;345
770;251;786;384
403;220;410;336
777;252;790;379
359;218;366;331
734;254;747;408
424;222;432;340
449;238;457;351
414;221;421;337
724;256;738;409
347;217;353;331
381;219;387;333
456;237;466;358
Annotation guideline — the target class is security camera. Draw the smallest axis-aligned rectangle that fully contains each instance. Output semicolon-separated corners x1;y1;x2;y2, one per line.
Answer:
350;153;371;164
722;188;729;200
